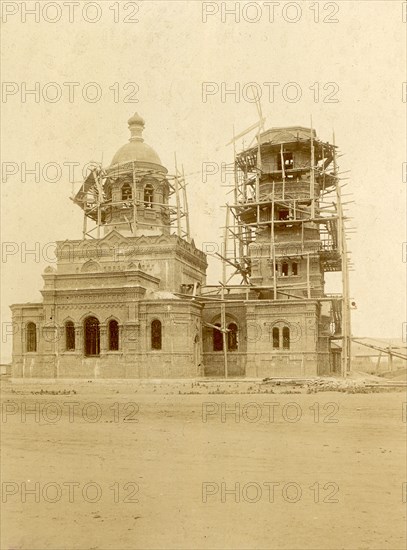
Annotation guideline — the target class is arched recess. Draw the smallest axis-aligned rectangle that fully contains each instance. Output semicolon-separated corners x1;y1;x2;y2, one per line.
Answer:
282;326;290;350
65;320;75;351
151;319;162;350
108;319;119;351
26;322;37;352
212;323;223;351
211;315;240;352
227;323;238;351
272;327;280;349
84;316;100;356
81;260;101;273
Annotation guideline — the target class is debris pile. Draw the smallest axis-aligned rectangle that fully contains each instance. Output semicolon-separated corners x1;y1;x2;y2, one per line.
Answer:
307;379;368;393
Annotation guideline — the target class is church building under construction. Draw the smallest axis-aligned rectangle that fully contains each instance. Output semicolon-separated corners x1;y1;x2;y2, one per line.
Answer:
10;113;351;379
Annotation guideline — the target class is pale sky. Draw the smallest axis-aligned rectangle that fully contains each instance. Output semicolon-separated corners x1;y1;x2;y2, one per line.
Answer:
1;0;406;362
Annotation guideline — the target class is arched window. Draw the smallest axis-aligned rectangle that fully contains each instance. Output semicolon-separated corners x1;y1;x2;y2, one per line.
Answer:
227;323;238;351
65;321;75;351
84;316;100;356
292;262;298;276
108;320;119;351
151;320;162;350
144;184;154;208
282;263;289;276
272;327;280;349
121;183;132;201
26;322;37;352
283;327;290;350
213;323;223;351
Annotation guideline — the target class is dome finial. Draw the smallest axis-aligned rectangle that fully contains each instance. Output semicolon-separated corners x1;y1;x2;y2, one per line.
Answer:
128;112;145;142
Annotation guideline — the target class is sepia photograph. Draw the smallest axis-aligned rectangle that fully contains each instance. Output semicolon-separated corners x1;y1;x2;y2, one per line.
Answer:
1;1;406;549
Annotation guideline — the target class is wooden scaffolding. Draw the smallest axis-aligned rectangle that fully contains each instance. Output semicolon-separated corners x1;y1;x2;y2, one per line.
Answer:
198;121;353;378
71;159;191;241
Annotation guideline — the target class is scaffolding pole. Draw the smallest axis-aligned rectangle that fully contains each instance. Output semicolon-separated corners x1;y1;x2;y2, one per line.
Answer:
222;205;230;377
310;119;316;219
181;164;190;240
333;132;351;377
132;161;138;236
174;153;182;238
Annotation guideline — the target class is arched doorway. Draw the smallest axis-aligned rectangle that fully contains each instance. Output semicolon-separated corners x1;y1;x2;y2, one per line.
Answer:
84;316;100;356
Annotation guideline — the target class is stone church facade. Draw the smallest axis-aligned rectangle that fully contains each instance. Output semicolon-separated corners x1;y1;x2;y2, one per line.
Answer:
10;114;341;379
11;114;207;379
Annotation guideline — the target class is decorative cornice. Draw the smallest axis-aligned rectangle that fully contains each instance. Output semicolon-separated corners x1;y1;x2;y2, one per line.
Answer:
56;233;207;264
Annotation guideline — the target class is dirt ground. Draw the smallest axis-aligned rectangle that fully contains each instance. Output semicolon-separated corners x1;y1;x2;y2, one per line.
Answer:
1;377;406;550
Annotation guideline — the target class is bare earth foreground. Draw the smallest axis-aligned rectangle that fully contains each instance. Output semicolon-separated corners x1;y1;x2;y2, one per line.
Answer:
1;377;406;550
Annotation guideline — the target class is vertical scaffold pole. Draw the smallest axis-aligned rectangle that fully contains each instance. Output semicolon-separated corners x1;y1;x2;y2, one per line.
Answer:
333;132;351;377
181;164;190;240
233;125;244;267
174;153;182;237
271;181;277;299
222;206;230;377
82;208;87;239
310;119;315;219
280;144;286;200
132;161;138;236
220;206;230;378
256;128;261;226
221;299;228;378
93;167;104;239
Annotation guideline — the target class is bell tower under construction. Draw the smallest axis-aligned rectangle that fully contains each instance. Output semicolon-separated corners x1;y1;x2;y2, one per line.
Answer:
200;125;351;378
